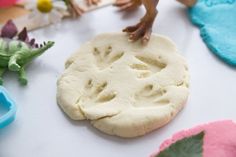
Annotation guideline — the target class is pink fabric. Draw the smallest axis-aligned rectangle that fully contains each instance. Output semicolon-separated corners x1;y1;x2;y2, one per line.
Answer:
151;120;236;157
0;0;20;8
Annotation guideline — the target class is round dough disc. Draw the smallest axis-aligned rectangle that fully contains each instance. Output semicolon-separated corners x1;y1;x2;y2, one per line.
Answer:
57;33;189;138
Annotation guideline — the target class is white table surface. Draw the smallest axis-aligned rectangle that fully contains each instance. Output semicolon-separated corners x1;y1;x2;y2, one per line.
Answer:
1;0;236;157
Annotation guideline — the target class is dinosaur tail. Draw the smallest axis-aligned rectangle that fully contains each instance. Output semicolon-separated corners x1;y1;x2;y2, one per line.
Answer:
38;41;55;53
31;41;54;57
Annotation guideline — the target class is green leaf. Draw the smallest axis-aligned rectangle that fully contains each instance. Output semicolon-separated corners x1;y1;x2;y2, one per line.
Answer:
156;131;205;157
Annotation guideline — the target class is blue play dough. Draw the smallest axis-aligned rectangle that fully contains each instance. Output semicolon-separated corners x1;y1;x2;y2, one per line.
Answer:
189;0;236;66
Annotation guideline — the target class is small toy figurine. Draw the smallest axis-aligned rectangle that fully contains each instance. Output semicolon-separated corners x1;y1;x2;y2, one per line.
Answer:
114;0;197;44
65;0;196;44
0;20;54;85
0;86;16;129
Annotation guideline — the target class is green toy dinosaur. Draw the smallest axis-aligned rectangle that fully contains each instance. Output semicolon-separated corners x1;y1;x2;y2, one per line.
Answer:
0;20;54;85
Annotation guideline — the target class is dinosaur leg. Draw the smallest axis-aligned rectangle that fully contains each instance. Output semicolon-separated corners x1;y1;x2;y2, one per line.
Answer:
122;0;159;44
9;54;21;72
114;0;142;11
0;68;6;85
18;67;27;85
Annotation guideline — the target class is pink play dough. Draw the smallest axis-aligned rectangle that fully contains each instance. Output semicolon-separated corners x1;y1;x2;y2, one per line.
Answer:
151;120;236;157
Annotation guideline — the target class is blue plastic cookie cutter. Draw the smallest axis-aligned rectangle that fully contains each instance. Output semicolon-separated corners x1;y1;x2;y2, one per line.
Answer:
0;86;16;128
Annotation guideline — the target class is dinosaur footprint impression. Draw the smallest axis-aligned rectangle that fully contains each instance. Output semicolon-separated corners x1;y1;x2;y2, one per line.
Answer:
81;80;116;104
57;33;189;138
92;45;124;70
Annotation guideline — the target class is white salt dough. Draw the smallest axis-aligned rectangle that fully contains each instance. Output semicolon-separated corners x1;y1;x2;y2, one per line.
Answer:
57;33;189;138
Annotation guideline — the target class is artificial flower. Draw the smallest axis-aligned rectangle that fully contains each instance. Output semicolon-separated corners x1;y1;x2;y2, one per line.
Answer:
25;0;68;27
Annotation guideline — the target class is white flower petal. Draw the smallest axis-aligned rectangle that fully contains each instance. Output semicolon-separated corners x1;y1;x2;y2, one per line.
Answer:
37;14;50;27
24;2;37;10
28;14;43;28
28;9;39;19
